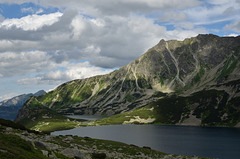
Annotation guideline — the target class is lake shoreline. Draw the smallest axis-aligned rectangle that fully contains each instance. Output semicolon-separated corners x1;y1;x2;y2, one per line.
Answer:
52;123;240;159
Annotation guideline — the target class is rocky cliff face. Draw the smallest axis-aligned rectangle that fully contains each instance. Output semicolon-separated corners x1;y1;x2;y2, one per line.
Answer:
16;34;240;126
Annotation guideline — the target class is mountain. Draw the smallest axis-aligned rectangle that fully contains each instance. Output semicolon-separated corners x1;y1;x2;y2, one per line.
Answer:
32;90;46;97
0;90;46;121
16;34;240;127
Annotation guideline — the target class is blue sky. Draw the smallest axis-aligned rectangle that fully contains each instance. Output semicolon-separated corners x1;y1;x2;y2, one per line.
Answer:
0;2;59;18
0;0;239;101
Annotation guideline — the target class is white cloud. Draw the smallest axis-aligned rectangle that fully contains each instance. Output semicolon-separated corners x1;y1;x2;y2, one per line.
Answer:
225;20;240;32
158;12;186;22
71;15;87;40
0;0;37;3
0;0;202;16
36;0;202;17
207;0;231;5
223;7;236;15
0;14;5;21
184;0;239;26
21;7;45;15
176;22;195;30
225;33;239;37
0;12;62;31
0;92;17;101
18;61;113;85
17;77;42;85
0;51;53;77
0;8;207;78
21;7;34;13
165;27;206;40
36;8;44;14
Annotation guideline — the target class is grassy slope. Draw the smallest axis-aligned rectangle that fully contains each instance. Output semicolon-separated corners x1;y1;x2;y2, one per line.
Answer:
16;98;87;132
93;96;184;126
94;88;240;127
16;82;240;132
0;119;48;159
17;86;240;131
0;133;49;159
94;105;157;125
36;76;103;111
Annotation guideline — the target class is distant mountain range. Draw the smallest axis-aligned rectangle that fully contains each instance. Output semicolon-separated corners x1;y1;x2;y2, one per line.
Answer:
16;34;240;127
0;90;46;120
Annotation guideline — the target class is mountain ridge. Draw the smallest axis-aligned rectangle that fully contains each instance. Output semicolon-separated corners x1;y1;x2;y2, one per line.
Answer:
0;90;46;107
0;90;46;121
16;34;240;127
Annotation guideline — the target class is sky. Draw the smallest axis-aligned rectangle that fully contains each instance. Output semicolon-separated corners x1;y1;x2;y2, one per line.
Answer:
0;0;240;101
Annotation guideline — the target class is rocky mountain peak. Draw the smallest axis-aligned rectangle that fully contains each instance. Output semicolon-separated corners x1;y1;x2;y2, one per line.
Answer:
16;34;240;119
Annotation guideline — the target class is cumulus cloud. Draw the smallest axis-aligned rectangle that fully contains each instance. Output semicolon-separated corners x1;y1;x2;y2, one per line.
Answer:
0;10;205;70
17;61;113;85
0;12;62;31
0;51;53;77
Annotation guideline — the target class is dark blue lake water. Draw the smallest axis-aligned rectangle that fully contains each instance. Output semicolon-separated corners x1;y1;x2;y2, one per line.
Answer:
52;124;240;159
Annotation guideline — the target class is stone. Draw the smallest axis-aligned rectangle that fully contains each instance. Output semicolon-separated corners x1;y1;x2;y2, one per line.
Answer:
91;152;107;159
41;150;48;156
61;148;83;158
6;127;13;131
117;148;123;151
34;141;47;149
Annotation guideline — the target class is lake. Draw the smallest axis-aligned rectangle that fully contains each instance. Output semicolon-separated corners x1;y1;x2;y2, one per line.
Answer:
52;123;240;159
66;115;107;121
